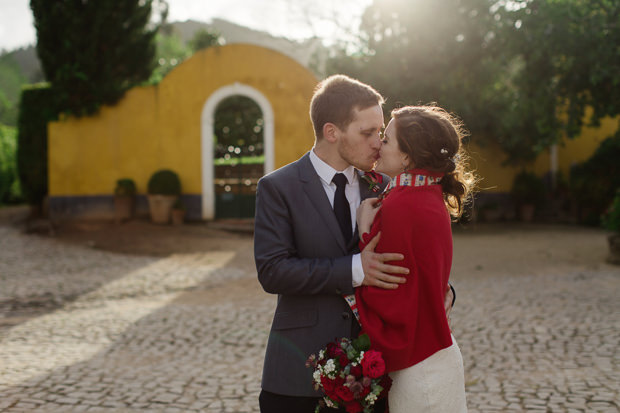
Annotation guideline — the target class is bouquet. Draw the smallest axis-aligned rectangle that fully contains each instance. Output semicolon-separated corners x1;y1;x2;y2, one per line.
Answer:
306;334;392;413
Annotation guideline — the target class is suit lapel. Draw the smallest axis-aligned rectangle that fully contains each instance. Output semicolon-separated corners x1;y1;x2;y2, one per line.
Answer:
357;169;389;201
299;153;348;253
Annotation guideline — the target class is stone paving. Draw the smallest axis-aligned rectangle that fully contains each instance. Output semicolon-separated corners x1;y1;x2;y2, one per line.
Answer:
0;220;619;412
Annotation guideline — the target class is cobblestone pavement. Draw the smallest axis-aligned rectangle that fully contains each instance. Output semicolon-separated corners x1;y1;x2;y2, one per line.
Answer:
0;220;618;412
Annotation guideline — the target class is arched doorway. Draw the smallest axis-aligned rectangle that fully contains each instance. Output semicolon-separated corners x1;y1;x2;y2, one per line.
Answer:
201;83;274;220
213;95;263;218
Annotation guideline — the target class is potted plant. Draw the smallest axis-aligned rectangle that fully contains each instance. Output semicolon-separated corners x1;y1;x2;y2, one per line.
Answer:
171;198;186;226
602;189;620;265
147;169;181;224
114;178;137;223
479;201;502;222
511;171;546;222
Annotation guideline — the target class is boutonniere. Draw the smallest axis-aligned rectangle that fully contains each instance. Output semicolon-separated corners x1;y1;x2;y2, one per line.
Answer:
361;170;383;193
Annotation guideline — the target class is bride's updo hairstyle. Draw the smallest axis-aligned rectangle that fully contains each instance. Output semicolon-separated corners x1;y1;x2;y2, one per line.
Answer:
391;105;477;218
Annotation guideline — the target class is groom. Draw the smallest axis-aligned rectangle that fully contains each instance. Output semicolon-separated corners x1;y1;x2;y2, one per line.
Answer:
254;75;451;413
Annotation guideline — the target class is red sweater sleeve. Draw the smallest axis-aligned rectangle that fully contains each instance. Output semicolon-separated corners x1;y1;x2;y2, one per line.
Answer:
355;186;453;372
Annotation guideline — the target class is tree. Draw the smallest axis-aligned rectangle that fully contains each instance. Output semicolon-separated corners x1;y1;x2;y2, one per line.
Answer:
327;0;620;164
493;0;620;148
327;0;505;150
190;28;222;53
148;30;192;84
30;0;159;116
0;53;28;126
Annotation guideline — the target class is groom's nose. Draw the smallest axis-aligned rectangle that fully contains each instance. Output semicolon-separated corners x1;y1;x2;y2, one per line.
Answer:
370;133;382;149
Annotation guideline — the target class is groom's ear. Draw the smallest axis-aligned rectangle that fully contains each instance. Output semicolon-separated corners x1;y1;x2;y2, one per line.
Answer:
323;122;339;143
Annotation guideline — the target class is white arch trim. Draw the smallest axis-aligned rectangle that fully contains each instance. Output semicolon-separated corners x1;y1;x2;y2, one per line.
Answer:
201;83;275;220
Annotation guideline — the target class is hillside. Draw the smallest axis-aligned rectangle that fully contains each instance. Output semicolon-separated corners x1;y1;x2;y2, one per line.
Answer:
0;18;325;127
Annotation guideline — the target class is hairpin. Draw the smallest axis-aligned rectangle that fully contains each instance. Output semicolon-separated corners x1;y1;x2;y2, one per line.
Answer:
440;148;448;155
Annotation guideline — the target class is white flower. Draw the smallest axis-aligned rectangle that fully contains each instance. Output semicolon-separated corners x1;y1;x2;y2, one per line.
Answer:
324;359;336;374
358;351;365;363
325;398;335;408
319;349;325;360
365;393;378;404
313;370;322;383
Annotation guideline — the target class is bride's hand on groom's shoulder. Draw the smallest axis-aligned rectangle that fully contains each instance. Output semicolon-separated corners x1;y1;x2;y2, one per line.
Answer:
360;232;409;290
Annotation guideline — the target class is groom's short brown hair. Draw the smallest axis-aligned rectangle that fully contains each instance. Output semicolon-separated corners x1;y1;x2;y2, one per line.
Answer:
310;74;384;140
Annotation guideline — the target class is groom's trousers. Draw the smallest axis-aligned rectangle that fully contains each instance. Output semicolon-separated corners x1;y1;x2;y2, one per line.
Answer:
259;389;387;413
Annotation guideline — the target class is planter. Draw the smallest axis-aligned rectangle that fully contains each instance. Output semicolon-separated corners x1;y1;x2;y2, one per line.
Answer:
147;195;177;224
519;204;535;222
114;196;134;223
607;233;620;265
171;208;185;226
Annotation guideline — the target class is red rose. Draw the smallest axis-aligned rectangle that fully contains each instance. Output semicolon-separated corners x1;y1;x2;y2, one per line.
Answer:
365;170;383;183
339;354;350;367
321;376;336;393
349;365;362;377
335;385;355;402
346;401;363;413
326;342;345;358
361;350;386;379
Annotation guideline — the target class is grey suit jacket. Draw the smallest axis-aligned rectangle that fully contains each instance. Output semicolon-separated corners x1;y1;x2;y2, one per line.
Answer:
254;152;388;397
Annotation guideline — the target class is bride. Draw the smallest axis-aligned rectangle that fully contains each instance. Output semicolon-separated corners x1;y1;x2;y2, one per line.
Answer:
355;105;475;412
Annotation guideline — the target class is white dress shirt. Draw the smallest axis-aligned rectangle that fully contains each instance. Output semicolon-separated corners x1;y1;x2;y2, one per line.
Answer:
309;149;365;287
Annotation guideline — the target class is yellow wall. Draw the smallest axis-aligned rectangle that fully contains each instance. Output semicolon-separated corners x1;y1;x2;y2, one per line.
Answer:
557;114;618;174
48;44;318;196
467;114;618;193
48;42;618;199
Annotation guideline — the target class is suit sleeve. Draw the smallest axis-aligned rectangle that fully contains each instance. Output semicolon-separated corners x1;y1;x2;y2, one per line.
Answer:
254;176;355;296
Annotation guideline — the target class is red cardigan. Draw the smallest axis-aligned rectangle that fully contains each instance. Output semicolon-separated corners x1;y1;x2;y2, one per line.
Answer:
356;169;453;372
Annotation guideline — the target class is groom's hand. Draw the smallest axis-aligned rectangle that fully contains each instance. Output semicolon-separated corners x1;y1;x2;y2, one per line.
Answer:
361;232;408;289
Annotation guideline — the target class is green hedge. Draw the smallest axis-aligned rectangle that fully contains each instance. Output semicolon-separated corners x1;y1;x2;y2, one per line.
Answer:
570;131;620;225
0;124;20;203
17;84;58;206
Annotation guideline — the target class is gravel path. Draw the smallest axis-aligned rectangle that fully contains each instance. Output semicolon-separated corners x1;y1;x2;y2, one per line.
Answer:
0;214;618;412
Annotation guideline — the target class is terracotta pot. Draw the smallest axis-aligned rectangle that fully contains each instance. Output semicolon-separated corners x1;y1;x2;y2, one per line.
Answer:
114;196;134;223
171;208;185;226
607;233;620;265
147;195;177;224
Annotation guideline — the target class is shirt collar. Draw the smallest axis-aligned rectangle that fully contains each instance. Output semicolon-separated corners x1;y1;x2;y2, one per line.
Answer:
309;149;357;185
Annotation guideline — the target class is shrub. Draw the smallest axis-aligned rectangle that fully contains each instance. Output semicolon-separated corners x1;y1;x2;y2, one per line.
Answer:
114;178;137;197
17;84;58;207
147;169;181;195
570;132;620;225
511;171;546;207
602;190;620;233
172;198;185;210
0;125;19;203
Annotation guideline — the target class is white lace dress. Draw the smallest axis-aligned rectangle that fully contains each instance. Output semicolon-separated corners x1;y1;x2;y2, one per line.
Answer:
387;335;468;413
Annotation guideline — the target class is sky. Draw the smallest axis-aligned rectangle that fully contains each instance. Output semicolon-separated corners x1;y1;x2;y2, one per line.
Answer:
0;0;372;52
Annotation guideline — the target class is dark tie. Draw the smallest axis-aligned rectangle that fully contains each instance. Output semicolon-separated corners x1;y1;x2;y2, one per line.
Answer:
332;173;352;244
